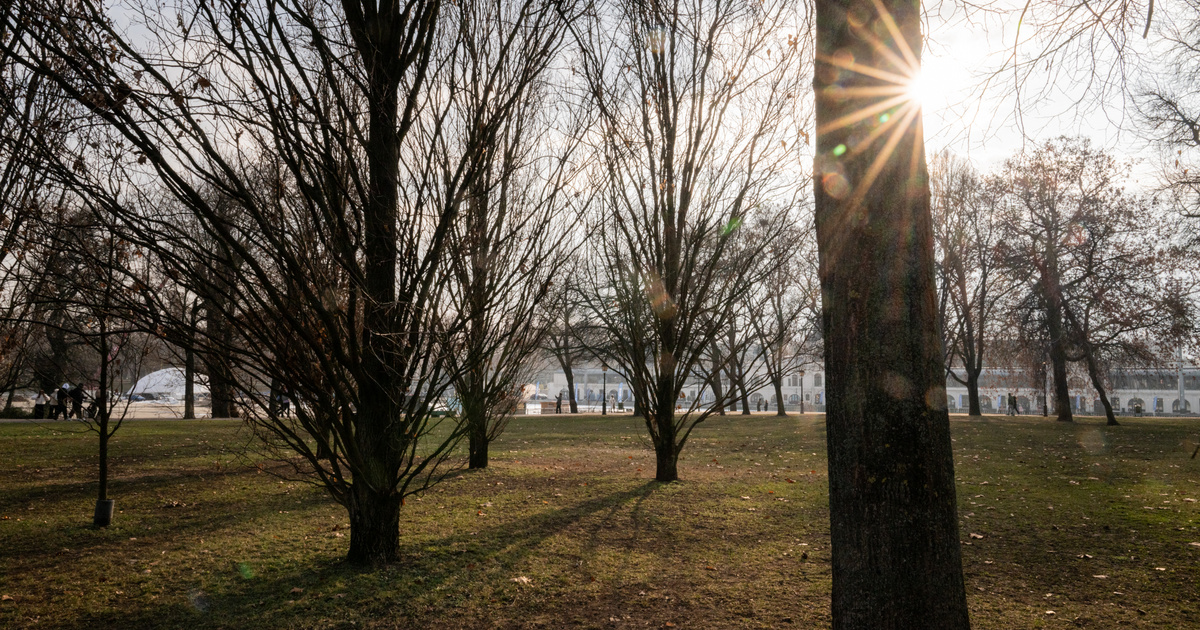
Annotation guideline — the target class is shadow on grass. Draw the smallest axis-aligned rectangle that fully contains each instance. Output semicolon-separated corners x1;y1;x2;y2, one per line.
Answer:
67;481;667;629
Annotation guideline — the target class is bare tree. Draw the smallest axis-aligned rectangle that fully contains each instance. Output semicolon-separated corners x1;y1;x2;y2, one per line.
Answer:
813;0;970;625
434;0;584;468
992;137;1181;422
995;138;1197;424
931;151;1010;416
0;11;73;406
568;0;810;481
750;215;820;416
4;0;575;563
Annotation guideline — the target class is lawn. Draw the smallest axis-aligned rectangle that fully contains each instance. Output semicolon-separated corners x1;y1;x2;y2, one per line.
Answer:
0;413;1198;629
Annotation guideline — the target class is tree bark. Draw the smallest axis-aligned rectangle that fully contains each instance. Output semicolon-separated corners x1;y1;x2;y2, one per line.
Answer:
772;375;788;417
737;367;751;415
183;343;195;419
967;368;981;416
1043;252;1074;422
651;407;679;482
565;367;578;413
1082;349;1118;426
468;424;489;468
346;485;403;565
710;346;726;416
813;0;971;626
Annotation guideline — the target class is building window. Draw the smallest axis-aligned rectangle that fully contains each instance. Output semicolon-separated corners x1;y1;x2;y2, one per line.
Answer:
814;373;823;387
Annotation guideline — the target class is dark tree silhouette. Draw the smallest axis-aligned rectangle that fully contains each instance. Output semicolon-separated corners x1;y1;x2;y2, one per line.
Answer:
813;0;970;626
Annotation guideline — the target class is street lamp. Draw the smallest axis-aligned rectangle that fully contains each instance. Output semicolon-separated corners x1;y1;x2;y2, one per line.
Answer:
799;369;806;415
601;364;608;416
1042;361;1048;417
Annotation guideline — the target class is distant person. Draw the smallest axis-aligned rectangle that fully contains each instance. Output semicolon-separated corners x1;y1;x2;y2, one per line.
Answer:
69;383;85;419
1007;392;1017;416
555;393;563;414
53;386;69;420
33;390;48;419
280;394;290;417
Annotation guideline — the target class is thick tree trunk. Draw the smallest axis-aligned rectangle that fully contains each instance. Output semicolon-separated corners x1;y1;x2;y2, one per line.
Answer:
467;395;489;469
651;411;678;483
967;368;982;416
772;375;788;417
650;375;679;482
346;486;403;565
1049;341;1073;422
813;0;971;626
1044;262;1074;422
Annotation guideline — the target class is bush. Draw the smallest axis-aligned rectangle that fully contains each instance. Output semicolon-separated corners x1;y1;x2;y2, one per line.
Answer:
0;406;32;419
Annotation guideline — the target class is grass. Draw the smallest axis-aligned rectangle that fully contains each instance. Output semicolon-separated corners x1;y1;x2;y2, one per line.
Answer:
0;413;1198;629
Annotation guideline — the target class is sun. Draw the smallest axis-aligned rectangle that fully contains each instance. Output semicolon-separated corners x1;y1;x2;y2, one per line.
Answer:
905;70;932;107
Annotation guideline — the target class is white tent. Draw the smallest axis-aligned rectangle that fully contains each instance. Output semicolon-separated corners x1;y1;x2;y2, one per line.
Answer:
126;368;208;398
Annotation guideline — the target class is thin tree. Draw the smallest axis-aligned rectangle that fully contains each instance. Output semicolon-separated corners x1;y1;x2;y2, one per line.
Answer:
569;0;810;481
435;0;584;468
931;151;1009;416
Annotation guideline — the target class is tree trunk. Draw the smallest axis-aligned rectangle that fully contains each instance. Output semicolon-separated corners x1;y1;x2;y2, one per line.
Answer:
345;485;403;565
772;375;788;417
966;368;981;416
467;394;489;469
737;367;751;416
651;407;678;482
710;348;726;416
95;325;111;526
813;0;971;626
1082;349;1118;426
183;343;195;419
204;297;237;419
3;389;13;412
564;365;578;414
1044;261;1074;423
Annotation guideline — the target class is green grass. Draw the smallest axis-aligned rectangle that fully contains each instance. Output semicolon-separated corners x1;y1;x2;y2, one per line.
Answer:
0;414;1198;629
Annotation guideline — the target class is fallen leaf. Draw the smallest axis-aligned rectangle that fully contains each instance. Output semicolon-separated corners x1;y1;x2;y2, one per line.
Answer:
290;587;303;594
1155;567;1166;571
1;595;13;602
969;533;984;539
1045;611;1056;616
511;576;532;585
1093;575;1108;579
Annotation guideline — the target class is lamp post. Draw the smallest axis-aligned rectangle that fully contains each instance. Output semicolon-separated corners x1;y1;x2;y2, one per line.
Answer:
799;369;806;415
1042;361;1048;417
601;364;608;416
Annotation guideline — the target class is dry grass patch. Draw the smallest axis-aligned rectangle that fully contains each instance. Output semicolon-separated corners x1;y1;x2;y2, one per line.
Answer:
0;413;1197;628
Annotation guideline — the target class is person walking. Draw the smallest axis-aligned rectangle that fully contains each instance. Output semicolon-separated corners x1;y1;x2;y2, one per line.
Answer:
33;390;48;419
53;386;69;420
555;393;563;414
69;383;85;419
1007;392;1017;416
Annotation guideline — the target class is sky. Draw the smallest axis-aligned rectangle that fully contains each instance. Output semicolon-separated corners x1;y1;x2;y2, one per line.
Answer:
915;0;1168;183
